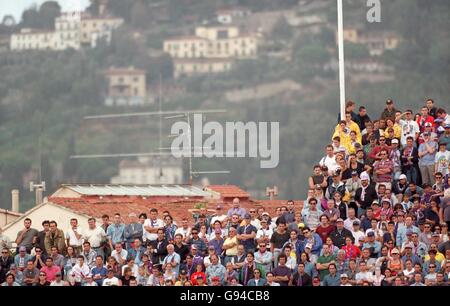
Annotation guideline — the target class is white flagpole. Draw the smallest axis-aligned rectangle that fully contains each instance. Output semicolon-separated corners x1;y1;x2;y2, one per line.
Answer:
337;0;346;121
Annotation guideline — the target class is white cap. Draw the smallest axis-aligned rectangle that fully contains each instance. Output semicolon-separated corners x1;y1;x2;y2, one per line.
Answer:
399;174;407;180
360;172;370;181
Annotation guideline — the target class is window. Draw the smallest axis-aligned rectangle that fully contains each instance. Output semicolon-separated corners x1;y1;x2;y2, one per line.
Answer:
133;77;139;82
217;30;229;39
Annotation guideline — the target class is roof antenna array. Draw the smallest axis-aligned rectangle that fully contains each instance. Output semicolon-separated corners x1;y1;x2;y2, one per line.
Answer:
71;79;231;185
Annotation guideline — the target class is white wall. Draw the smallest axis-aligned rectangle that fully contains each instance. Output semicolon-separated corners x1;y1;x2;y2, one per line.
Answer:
2;203;98;241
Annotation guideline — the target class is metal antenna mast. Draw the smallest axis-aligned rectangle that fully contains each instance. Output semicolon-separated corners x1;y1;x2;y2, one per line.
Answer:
71;109;231;184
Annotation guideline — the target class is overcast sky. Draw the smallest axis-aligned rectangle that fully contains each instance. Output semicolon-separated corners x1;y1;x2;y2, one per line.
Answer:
0;0;90;22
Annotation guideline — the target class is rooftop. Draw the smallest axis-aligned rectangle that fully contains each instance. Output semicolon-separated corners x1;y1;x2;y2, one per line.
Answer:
51;184;209;197
205;185;250;199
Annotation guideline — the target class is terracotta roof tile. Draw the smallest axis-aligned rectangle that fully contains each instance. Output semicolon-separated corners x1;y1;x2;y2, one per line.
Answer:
205;185;250;199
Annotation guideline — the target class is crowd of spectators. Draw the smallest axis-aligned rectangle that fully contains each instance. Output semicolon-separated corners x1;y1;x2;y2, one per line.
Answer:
0;99;449;286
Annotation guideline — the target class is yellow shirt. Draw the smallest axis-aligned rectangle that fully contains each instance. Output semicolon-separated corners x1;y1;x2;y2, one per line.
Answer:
384;124;402;139
223;236;238;256
423;252;445;263
334;121;362;143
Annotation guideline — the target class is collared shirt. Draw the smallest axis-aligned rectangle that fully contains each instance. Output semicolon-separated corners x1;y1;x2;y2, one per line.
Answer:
323;273;341;286
163;252;181;275
226;207;247;219
106;223;125;245
205;263;226;285
84;226;106;248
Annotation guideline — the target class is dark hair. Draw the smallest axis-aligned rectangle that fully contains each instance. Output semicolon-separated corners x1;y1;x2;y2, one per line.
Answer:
49;221;57;226
139;213;147;219
359;106;366;111
42;220;50;226
150;208;158;213
102;214;109;219
436;108;447;115
114;213;120;217
278;254;287;261
88;217;96;222
83;241;91;246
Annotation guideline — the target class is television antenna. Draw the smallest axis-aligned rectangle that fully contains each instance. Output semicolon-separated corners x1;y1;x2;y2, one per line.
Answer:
71;95;231;184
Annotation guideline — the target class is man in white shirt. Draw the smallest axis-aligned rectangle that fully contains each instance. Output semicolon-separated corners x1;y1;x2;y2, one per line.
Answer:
65;218;84;256
344;208;360;231
143;208;164;243
319;145;338;175
355;261;374;285
174;218;192;242
399;110;420;146
256;219;273;246
102;269;119;286
84;218;107;260
351;222;365;247
111;243;128;266
210;204;228;226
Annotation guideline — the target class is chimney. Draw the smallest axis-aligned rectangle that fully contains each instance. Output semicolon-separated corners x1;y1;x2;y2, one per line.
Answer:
99;0;108;16
35;187;44;206
11;189;19;213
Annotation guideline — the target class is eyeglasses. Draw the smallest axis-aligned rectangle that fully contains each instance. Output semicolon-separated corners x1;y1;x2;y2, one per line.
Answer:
259;245;266;248
39;274;46;276
35;250;41;253
192;232;198;235
303;231;309;234
1;251;8;254
249;211;256;213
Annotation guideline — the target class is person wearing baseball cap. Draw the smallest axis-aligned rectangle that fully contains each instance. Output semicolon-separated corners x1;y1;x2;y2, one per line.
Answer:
329;218;353;248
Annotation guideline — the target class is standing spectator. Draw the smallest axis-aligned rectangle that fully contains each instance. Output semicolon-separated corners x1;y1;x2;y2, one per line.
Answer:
174;218;192;243
44;221;66;255
373;149;394;190
124;213;144;250
356;106;371;132
143;209;164;244
316;244;336;280
302;198;321;230
106;213;126;250
65;218;84;256
418;132;437;185
84;217;107;261
355;172;378;217
100;215;111;260
15;218;39;254
315;215;335;245
226;198;247;219
380;99;398;120
237;213;257;253
270;221;290;267
435;142;450;176
417;106;436;132
399;110;420;147
0;228;11;255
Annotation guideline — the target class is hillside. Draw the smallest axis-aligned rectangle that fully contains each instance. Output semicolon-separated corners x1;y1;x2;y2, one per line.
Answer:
0;0;449;212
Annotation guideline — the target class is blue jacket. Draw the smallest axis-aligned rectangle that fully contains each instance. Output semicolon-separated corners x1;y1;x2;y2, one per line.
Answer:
247;278;267;286
301;233;323;256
